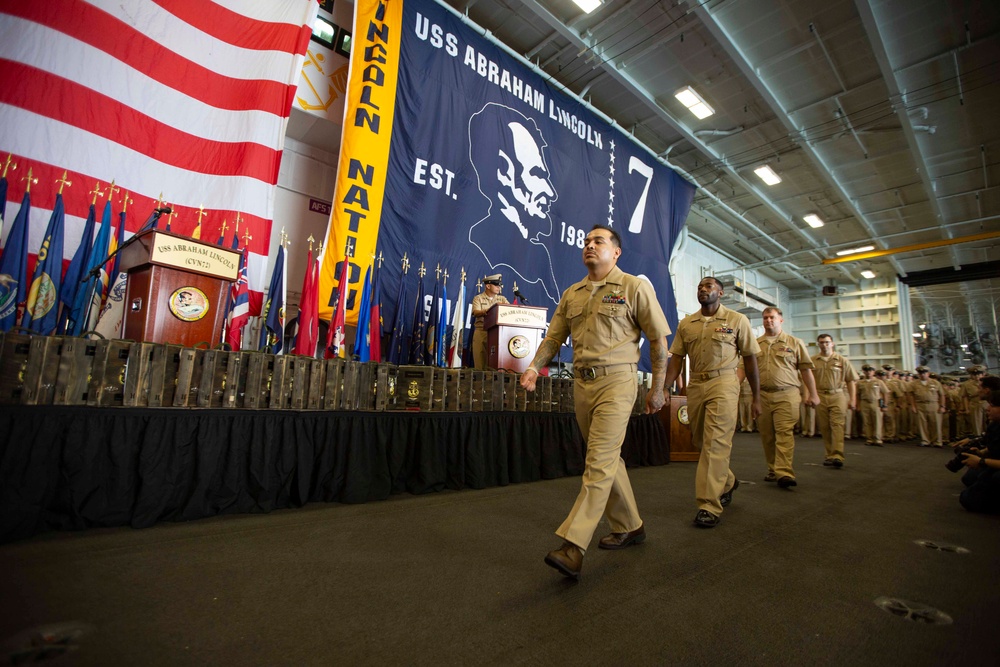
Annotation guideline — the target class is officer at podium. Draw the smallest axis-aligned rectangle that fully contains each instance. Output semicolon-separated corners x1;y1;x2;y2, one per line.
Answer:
471;273;509;369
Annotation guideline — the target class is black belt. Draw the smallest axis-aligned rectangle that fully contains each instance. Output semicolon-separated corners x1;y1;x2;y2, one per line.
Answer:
761;386;795;393
819;388;842;394
577;363;636;381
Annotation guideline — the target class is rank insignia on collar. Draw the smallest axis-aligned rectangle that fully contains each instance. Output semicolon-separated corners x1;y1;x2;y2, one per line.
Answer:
714;327;734;334
602;288;626;305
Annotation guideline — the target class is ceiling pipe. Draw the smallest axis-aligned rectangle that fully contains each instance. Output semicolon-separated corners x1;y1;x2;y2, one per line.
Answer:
693;127;744;137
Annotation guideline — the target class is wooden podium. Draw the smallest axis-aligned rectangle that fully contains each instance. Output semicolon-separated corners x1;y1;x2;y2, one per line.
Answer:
485;304;548;372
117;229;241;346
658;394;697;461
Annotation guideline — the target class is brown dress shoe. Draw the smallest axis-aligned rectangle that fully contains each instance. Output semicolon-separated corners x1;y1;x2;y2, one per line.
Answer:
545;541;583;580
598;524;646;550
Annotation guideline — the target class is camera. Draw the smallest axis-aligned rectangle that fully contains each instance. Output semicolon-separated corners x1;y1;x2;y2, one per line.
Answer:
945;437;983;473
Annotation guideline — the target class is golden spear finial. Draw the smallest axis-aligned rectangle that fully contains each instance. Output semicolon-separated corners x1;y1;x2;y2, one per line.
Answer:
106;180;120;203
307;234;315;253
280;227;289;248
317;241;324;257
55;170;72;195
219;219;229;239
377;251;384;268
22;168;38;194
442;268;449;286
234;211;242;234
401;253;410;274
1;154;16;179
460;267;466;285
418;261;426;279
196;204;208;227
435;263;442;281
89;181;104;205
120;191;133;213
242;227;253;247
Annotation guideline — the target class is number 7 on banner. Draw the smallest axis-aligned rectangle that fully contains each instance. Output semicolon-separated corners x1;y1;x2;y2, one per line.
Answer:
628;156;653;234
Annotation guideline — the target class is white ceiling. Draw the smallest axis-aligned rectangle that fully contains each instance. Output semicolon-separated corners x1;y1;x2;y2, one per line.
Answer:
443;0;1000;327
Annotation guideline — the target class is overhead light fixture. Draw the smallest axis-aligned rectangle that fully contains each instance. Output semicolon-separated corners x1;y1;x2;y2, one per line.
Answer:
571;0;602;13
860;269;876;279
674;86;715;119
754;165;782;186
803;214;824;228
836;245;875;256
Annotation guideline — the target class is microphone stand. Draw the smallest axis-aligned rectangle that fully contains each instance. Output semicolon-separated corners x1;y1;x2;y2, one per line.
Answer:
78;207;166;332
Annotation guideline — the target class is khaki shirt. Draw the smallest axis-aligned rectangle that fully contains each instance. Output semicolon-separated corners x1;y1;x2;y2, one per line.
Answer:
753;332;813;389
811;352;858;391
959;378;980;403
670;304;760;374
543;265;670;368
911;379;943;404
857;377;889;403
471;292;509;330
944;386;962;410
886;378;905;402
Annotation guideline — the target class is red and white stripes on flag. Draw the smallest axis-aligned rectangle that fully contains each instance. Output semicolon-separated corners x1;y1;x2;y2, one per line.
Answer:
0;0;317;304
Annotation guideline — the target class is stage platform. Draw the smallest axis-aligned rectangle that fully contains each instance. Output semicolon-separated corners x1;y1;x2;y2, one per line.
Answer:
0;407;668;543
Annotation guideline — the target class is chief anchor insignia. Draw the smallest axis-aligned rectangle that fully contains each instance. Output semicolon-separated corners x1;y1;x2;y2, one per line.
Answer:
407;380;420;400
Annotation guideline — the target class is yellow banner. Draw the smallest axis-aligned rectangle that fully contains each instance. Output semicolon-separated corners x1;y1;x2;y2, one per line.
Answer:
318;0;403;323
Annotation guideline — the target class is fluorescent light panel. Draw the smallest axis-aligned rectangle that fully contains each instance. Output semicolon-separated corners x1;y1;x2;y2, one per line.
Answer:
860;269;876;279
572;0;602;13
674;86;715;119
754;165;781;186
836;245;875;256
803;214;824;228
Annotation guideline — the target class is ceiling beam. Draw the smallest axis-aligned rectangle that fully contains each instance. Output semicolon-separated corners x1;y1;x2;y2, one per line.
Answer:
822;231;1000;264
514;0;849;280
854;0;959;269
688;0;906;280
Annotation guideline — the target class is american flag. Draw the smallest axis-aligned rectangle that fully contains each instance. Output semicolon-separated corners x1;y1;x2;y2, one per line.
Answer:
0;1;317;305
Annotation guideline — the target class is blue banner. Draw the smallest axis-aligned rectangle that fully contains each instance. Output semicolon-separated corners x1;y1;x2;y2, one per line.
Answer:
354;0;695;368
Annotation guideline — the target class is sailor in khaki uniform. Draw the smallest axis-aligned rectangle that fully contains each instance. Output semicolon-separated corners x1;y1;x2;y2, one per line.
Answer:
900;372;916;439
880;367;901;442
811;334;858;467
942;377;961;443
663;277;761;528
959;367;985;436
910;366;946;446
738;307;817;488
470;274;509;369
521;225;669;580
857;365;889;445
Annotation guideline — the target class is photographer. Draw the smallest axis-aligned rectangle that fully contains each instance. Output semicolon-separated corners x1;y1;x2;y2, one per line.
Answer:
955;390;1000;514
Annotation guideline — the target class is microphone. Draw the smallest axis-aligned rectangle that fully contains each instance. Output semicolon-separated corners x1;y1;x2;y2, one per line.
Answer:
514;289;529;304
155;207;173;215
